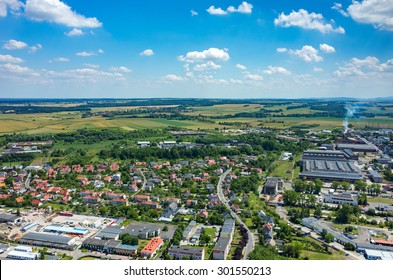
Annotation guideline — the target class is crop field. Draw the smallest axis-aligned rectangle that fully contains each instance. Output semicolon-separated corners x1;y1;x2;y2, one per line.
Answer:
2;101;393;135
184;104;262;116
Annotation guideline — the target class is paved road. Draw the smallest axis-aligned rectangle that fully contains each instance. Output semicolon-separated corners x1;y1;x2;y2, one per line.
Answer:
217;169;255;259
24;173;31;189
138;168;147;190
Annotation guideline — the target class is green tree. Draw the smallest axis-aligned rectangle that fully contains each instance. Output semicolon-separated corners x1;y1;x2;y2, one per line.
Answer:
324;233;335;243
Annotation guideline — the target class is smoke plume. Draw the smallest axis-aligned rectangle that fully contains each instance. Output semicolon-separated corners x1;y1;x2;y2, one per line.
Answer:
343;105;356;133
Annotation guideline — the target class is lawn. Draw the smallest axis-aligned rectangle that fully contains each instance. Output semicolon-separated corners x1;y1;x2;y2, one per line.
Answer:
78;256;101;260
138;239;149;251
301;250;346;260
368;197;393;205
203;227;217;241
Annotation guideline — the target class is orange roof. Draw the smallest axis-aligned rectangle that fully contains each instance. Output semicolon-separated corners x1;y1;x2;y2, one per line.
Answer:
375;240;393;246
141;237;163;255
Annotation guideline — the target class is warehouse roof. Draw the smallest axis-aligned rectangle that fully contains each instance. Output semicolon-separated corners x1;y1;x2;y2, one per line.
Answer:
95;226;122;239
20;232;74;245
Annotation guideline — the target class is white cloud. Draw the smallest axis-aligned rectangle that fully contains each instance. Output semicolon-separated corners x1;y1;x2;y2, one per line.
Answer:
49;57;69;62
28;43;42;53
76;49;103;57
274;9;345;34
3;39;42;53
65;28;84;37
76;51;95;57
235;64;247;70
1;63;35;75
140;49;155;56
191;10;198;16
319;43;336;53
0;54;23;63
3;39;28;50
276;47;288;53
263;66;291;75
162;74;184;82
289;45;323;63
331;2;349;17
0;0;22;17
313;67;324;72
246;74;263;81
207;6;227;15
193;61;221;72
178;48;230;63
24;0;102;28
348;0;393;31
334;56;393;78
207;2;253;15
110;66;132;73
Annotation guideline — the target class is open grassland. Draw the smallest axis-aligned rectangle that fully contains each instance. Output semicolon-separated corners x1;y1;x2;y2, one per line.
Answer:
301;250;346;260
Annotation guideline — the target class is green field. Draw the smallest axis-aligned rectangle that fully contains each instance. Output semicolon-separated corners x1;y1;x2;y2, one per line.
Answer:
301;250;346;260
2;102;393;135
269;160;294;180
368;197;393;205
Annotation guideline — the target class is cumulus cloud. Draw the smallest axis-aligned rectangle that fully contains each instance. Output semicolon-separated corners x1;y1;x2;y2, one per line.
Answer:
207;2;253;15
162;74;184;82
334;56;393;77
331;2;349;17
76;49;103;57
289;45;323;63
319;43;336;53
178;48;230;63
49;57;69;62
191;10;198;16
76;51;95;57
140;49;155;56
274;9;345;34
206;6;227;15
0;0;22;17
3;39;42;53
3;39;28;50
1;63;36;75
24;0;102;28
246;74;263;81
263;66;291;75
110;66;132;73
276;48;288;53
235;64;247;70
313;67;324;72
65;28;84;37
193;61;221;72
347;0;393;31
28;43;42;53
0;54;23;63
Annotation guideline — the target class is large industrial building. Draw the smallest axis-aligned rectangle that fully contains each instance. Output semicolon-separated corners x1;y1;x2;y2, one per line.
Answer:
336;143;377;153
299;150;363;182
19;232;76;250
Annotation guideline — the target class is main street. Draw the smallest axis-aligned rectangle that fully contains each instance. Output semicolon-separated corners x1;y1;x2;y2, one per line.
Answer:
217;168;255;259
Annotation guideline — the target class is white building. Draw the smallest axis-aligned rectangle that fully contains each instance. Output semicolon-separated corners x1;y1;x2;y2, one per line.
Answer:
323;192;358;206
7;246;39;260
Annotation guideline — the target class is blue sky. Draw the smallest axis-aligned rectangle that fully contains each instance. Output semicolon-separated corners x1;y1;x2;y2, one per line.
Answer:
0;0;392;98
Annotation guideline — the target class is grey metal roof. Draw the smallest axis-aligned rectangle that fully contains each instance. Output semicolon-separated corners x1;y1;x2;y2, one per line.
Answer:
169;245;204;254
95;226;122;239
20;232;73;245
369;170;383;179
0;213;19;223
213;236;231;252
221;219;235;236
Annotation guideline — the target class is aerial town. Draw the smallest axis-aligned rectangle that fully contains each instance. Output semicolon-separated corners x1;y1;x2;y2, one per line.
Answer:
1;103;393;261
